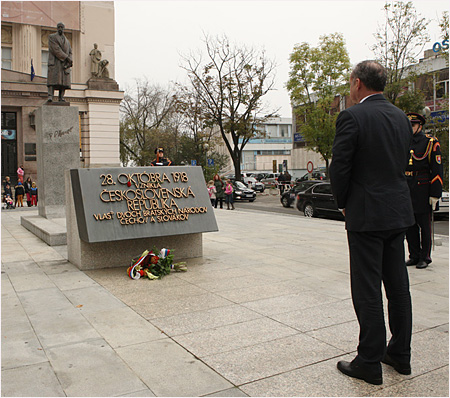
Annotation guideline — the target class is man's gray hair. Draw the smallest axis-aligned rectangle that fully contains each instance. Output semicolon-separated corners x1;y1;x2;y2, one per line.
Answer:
351;61;387;92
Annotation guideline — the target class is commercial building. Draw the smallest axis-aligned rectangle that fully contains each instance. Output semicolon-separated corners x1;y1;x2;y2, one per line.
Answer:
290;48;449;176
1;1;123;184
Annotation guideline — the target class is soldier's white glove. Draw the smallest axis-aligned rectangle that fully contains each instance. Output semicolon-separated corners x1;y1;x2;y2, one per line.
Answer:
429;197;439;210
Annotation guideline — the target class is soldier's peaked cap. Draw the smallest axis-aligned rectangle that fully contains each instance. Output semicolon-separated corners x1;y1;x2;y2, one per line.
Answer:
407;112;426;125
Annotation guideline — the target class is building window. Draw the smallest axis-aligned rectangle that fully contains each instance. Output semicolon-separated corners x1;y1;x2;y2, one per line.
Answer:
1;112;17;140
436;80;449;99
2;47;12;70
41;50;49;77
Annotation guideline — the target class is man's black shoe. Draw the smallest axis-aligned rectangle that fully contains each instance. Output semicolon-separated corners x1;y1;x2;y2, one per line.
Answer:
405;258;419;266
416;260;428;269
382;353;411;375
337;360;382;385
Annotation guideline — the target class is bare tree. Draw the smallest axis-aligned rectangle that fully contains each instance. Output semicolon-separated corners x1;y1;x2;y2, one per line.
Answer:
371;1;430;104
181;34;277;179
120;79;177;165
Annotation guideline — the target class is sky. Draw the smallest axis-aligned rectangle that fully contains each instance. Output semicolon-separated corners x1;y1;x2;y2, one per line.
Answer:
114;0;448;118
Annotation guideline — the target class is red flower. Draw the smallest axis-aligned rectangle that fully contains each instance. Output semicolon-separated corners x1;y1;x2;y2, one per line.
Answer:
150;255;159;264
139;270;144;276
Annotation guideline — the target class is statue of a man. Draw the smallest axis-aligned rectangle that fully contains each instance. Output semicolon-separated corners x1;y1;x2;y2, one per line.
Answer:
89;43;102;77
47;22;72;103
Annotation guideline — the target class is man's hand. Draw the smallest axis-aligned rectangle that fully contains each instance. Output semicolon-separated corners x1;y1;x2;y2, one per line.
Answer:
429;197;439;210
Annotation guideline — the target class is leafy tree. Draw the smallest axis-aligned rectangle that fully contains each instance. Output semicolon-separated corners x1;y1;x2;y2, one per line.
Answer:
181;34;277;181
286;33;351;174
438;11;449;61
371;1;430;105
173;85;229;179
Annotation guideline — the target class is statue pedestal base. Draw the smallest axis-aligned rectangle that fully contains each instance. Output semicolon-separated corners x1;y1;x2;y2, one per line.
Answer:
87;77;119;91
21;105;80;246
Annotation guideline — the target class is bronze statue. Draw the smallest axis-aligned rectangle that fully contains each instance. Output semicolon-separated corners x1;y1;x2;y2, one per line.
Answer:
47;22;72;103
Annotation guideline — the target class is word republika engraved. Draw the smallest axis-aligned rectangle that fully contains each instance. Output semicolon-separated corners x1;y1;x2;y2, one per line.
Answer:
93;171;208;225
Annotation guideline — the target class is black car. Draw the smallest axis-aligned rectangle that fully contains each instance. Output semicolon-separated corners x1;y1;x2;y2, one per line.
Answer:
280;180;320;208
295;170;327;183
232;181;256;202
296;182;342;218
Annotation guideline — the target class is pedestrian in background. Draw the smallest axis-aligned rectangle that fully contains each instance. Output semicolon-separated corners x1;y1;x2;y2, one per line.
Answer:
404;112;443;269
30;182;38;206
277;172;285;194
207;180;216;207
17;165;24;183
224;179;235;210
3;176;11;191
329;60;414;386
24;177;32;207
213;174;224;209
3;182;13;207
14;181;25;207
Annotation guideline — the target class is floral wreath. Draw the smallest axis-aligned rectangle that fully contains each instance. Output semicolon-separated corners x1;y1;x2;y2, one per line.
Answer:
127;247;187;280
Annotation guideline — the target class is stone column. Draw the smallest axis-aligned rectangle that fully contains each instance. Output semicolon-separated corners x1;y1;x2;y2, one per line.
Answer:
83;88;123;167
35;105;80;219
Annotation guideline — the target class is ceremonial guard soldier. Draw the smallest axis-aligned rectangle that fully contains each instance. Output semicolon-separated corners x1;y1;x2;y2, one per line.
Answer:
405;112;443;269
150;147;172;166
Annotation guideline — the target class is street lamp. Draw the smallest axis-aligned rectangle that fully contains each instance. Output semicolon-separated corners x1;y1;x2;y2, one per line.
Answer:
204;142;209;167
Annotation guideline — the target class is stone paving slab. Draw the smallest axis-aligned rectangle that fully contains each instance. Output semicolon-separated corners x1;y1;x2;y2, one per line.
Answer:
201;333;345;385
46;338;148;397
1;362;66;397
81;306;166;348
172;317;299;357
116;339;233;397
1;207;448;397
151;304;263;336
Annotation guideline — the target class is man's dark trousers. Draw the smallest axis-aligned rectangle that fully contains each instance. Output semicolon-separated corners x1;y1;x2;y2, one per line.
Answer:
347;228;412;372
406;212;432;263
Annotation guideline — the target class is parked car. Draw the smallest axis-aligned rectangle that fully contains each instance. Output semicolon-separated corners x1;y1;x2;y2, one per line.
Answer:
311;169;327;181
295;169;327;182
251;172;269;181
296;182;342;218
295;173;309;182
280;180;320;208
260;172;280;187
248;178;265;192
232;181;256;202
225;174;265;192
435;191;449;219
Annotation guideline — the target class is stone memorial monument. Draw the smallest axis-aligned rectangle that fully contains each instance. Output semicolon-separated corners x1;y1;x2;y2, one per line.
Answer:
21;21;80;245
66;166;218;270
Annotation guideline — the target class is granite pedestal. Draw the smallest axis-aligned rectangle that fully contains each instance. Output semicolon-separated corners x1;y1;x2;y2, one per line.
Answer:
21;105;80;245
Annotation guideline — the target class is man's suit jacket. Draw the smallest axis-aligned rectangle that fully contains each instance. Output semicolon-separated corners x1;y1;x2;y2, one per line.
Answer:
329;94;415;232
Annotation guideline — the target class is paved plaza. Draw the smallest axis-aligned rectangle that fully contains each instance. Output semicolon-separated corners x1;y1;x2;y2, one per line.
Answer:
2;206;449;397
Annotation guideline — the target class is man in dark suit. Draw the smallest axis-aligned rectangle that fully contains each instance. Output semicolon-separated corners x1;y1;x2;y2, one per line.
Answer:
329;61;415;385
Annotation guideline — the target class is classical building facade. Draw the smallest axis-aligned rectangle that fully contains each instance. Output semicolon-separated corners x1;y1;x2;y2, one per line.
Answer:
1;1;123;184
